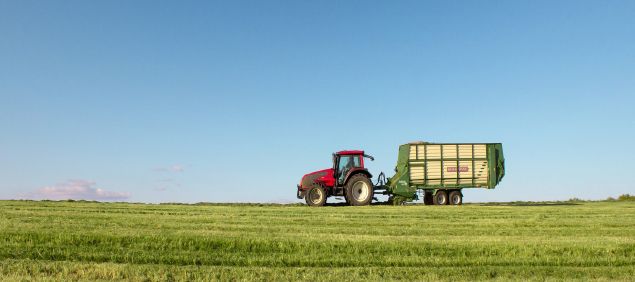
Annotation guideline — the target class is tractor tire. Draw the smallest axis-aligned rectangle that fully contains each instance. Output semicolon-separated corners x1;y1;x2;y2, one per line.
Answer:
341;187;351;205
433;190;448;205
423;191;434;205
345;174;374;206
449;190;463;205
305;186;326;207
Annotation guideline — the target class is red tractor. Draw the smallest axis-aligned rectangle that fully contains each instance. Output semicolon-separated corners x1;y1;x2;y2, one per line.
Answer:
297;150;376;206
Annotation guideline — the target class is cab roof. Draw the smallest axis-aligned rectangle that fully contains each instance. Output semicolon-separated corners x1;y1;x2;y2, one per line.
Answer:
336;150;364;155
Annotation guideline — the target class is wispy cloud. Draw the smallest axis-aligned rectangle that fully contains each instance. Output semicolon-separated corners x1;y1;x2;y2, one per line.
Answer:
25;180;130;201
152;164;187;192
154;164;185;173
153;178;182;192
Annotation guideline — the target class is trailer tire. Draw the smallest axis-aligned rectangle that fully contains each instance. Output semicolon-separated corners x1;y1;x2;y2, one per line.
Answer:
345;174;374;206
433;190;448;205
424;191;434;205
305;186;326;207
449;190;462;205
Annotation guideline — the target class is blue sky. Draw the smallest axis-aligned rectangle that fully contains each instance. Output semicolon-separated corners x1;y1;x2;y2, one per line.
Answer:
1;0;633;203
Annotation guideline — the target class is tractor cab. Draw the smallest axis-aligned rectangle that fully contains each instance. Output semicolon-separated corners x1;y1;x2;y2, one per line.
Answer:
332;151;372;186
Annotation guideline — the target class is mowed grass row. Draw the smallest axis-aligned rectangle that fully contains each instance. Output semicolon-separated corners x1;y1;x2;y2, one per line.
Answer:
0;200;634;281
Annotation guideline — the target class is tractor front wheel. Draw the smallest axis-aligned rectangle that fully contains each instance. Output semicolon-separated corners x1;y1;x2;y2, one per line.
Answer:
305;186;326;207
345;174;374;206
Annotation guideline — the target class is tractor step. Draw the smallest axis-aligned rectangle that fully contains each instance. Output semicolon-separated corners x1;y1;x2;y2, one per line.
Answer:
333;187;345;196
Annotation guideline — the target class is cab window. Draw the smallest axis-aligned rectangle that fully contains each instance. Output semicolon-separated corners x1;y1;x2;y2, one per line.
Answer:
338;156;353;175
339;155;363;183
338;155;362;178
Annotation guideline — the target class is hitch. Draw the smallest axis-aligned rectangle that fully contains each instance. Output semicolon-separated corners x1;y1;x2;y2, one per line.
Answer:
375;172;387;187
373;172;389;195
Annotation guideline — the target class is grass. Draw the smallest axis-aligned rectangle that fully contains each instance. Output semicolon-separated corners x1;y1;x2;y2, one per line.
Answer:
0;200;634;281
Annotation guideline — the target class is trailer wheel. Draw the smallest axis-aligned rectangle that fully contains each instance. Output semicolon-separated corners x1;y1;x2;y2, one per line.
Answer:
345;174;374;206
424;191;434;205
305;186;326;207
449;190;462;205
433;190;448;205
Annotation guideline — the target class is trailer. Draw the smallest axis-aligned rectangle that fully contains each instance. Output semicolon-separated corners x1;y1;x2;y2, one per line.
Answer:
382;142;505;205
297;141;505;206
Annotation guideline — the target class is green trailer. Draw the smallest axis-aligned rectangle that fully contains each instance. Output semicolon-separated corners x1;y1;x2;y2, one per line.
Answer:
384;142;505;205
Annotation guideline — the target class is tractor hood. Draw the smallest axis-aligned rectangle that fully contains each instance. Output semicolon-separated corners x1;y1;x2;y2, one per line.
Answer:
299;169;334;191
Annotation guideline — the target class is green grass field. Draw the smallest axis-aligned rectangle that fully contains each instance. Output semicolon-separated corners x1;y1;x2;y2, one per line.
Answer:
1;200;634;281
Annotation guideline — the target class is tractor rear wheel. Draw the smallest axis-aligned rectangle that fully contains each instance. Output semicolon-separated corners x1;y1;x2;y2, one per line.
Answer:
305;186;326;207
345;174;374;206
449;190;463;205
433;190;448;205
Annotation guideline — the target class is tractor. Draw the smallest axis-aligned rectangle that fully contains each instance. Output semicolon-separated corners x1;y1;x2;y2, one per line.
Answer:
296;150;376;206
